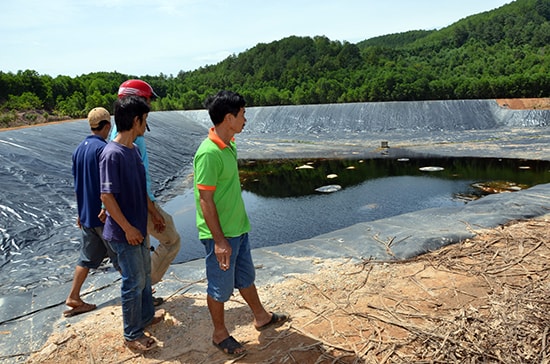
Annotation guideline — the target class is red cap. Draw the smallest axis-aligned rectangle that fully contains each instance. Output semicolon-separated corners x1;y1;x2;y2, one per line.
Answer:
117;79;159;99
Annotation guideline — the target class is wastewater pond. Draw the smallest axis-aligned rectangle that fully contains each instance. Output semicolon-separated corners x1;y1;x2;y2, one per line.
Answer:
161;156;550;263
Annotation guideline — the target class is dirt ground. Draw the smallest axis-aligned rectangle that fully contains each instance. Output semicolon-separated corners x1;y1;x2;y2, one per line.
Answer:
496;98;550;110
26;215;550;364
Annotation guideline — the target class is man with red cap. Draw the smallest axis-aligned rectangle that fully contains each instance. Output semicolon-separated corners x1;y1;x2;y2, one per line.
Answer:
111;80;181;306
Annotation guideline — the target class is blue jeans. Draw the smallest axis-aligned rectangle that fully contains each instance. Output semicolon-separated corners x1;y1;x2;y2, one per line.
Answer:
109;240;154;341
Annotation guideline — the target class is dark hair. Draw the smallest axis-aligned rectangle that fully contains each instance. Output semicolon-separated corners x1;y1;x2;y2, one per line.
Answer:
91;120;111;131
204;90;246;125
114;96;150;132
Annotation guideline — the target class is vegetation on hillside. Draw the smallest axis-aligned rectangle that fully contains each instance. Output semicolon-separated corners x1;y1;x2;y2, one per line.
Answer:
1;0;549;128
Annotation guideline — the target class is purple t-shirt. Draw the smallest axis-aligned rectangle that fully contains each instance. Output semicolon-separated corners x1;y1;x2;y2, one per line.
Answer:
99;141;148;244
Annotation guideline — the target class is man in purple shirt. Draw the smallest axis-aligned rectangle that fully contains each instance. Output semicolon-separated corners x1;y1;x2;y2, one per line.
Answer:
100;96;165;352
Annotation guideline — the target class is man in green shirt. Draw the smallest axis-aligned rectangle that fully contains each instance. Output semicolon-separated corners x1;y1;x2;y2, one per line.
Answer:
193;90;288;356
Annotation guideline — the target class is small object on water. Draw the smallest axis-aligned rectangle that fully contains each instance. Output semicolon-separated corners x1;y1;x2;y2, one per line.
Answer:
519;166;531;170
454;193;480;202
471;181;527;194
419;166;444;172
346;166;356;170
381;141;389;148
315;185;342;193
296;165;314;170
397;158;409;162
326;174;338;179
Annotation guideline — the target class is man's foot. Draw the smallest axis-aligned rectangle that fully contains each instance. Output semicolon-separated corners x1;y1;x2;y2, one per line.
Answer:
147;309;165;327
212;336;246;356
125;335;158;352
255;312;289;331
62;302;96;317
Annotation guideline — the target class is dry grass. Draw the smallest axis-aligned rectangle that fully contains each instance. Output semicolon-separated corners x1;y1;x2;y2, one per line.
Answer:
26;216;550;364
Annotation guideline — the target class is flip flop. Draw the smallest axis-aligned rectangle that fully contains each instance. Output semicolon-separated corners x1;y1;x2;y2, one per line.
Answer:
153;296;164;306
125;335;158;352
212;335;246;356
63;302;96;317
255;312;289;331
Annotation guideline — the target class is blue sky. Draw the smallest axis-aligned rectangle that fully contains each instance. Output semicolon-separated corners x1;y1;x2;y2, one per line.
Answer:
1;0;512;77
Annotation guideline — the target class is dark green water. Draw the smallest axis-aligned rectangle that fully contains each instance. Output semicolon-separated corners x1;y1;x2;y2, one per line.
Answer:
239;156;550;198
164;156;550;263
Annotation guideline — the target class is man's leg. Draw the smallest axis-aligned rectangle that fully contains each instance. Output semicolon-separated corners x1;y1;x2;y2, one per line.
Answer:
65;265;90;307
148;203;181;285
207;295;229;344
64;226;106;314
112;240;154;341
208;294;246;355
238;284;272;328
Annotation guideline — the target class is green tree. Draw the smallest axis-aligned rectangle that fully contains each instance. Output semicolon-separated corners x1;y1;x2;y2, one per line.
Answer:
5;92;43;110
57;91;86;118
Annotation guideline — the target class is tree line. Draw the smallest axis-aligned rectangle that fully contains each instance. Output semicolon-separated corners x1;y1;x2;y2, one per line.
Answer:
1;0;549;128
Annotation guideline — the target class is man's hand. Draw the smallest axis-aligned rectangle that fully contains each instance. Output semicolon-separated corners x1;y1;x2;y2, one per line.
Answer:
125;225;145;246
151;208;166;233
98;209;107;223
215;239;232;271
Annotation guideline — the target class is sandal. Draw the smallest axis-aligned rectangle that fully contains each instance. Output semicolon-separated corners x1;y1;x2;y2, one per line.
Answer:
125;335;158;352
255;312;289;331
62;302;96;317
212;335;246;356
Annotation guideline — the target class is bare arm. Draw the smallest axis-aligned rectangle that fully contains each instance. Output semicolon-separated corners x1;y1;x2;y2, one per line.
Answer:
101;193;144;246
199;189;231;270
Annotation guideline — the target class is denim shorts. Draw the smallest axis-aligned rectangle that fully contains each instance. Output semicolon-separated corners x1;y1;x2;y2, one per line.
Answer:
202;233;255;302
78;226;117;270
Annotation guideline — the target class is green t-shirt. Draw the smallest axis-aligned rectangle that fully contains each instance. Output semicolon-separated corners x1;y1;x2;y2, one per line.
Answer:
193;128;250;240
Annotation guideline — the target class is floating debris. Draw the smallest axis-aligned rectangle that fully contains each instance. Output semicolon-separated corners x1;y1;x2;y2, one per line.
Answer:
397;158;409;162
519;166;531;170
419;166;444;172
346;166;356;170
295;165;314;170
454;193;480;202
326;174;338;179
359;203;379;210
471;181;528;194
315;185;342;193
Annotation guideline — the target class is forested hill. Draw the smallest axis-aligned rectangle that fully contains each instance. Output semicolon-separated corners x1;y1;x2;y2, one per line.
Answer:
1;0;549;127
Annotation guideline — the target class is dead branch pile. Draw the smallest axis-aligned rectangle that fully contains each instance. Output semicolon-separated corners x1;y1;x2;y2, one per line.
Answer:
280;218;550;363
